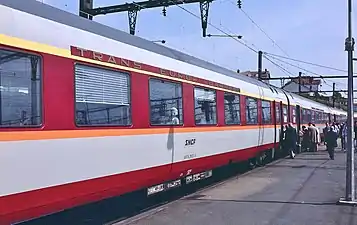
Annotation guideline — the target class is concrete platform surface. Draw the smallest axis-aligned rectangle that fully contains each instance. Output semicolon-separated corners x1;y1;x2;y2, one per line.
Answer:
115;148;357;225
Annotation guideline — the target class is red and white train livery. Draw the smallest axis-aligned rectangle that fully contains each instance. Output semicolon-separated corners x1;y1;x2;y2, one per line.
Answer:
0;0;347;224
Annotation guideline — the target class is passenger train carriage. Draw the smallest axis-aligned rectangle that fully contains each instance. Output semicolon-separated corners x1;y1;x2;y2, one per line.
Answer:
0;0;347;224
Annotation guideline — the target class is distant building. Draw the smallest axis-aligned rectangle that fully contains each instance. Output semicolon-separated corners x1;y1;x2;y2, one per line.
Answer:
282;76;321;96
240;69;271;84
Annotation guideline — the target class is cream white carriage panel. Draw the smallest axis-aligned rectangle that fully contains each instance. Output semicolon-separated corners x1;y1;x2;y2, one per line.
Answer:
330;108;347;116
0;134;173;197
260;86;287;103
172;128;275;163
293;95;331;113
0;127;276;197
261;128;275;145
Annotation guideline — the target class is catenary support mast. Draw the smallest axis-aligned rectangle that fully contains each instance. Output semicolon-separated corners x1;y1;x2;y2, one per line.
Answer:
79;0;217;36
338;0;357;206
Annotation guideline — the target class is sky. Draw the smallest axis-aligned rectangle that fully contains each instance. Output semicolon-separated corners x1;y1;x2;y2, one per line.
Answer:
36;0;356;96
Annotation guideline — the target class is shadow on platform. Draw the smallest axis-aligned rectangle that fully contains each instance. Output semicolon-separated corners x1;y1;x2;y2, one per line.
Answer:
183;196;337;207
265;163;347;171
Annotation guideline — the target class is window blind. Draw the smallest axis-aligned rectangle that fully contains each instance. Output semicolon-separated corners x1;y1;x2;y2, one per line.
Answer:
75;64;129;105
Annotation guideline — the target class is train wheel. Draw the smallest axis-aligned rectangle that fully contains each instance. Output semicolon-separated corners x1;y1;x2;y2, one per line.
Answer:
248;158;257;169
256;151;267;167
271;148;275;161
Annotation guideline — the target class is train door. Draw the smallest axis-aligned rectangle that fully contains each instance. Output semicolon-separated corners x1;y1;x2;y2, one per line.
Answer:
282;104;288;125
296;105;301;128
292;105;297;124
257;88;264;147
279;101;284;145
280;90;290;125
273;101;280;150
296;105;301;152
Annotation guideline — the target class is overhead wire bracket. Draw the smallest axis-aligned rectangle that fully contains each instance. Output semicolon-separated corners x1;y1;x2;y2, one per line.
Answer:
128;10;139;35
79;0;215;37
200;1;210;37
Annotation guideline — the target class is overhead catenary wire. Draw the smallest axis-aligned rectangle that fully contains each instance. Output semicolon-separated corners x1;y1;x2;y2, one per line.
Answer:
265;53;348;93
264;54;349;94
172;0;347;94
137;0;351;81
228;0;290;57
132;0;349;92
229;8;352;89
263;54;346;92
166;0;259;53
160;0;349;83
238;7;350;85
241;9;289;55
265;54;322;77
265;54;338;89
232;4;317;82
265;54;344;90
264;51;353;74
167;0;310;85
263;55;294;77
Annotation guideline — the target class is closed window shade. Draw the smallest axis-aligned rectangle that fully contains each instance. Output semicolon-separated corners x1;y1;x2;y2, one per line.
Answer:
75;64;129;105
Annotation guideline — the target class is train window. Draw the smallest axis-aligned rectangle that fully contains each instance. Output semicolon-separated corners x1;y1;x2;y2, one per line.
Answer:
246;97;258;124
261;100;271;124
302;109;306;124
311;111;315;124
0;49;41;127
317;112;322;124
322;112;326;123
292;106;296;123
303;108;310;124
324;113;329;122
276;104;281;123
282;105;288;123
224;92;240;125
306;109;312;123
194;87;217;125
149;79;183;125
75;64;131;126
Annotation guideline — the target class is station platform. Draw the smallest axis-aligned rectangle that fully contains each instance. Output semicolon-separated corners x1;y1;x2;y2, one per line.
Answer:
115;147;357;225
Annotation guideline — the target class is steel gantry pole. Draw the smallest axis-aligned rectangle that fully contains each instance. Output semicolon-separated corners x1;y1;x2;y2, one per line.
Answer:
339;0;357;205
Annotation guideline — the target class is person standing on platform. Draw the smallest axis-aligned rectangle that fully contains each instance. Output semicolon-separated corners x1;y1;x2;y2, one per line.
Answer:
285;123;297;159
308;122;318;152
301;126;309;152
326;127;338;160
312;124;321;145
331;122;337;133
323;122;329;145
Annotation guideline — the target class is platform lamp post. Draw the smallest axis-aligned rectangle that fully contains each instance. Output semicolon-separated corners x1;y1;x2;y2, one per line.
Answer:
338;0;357;205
